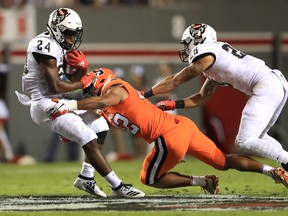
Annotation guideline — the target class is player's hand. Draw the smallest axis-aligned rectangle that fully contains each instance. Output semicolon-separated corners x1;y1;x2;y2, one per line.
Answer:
45;98;70;120
155;100;176;111
80;71;97;89
81;71;98;97
65;50;89;71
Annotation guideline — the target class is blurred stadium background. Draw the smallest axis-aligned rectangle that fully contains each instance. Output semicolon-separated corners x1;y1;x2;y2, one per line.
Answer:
1;0;288;161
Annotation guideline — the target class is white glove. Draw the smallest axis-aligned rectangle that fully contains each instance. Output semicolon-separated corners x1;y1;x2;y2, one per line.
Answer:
45;98;78;120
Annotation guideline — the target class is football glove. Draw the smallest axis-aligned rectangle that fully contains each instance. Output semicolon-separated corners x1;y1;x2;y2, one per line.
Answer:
155;100;176;111
65;50;89;71
45;98;78;120
80;71;97;89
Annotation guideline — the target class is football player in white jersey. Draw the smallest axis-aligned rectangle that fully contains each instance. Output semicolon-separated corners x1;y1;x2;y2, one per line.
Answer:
15;8;144;198
143;23;288;174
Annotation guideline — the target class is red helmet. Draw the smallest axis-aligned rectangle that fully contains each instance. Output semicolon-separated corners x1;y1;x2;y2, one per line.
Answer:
83;68;117;97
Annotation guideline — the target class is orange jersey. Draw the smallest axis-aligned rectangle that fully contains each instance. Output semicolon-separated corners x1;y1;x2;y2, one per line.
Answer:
101;77;226;185
101;79;179;143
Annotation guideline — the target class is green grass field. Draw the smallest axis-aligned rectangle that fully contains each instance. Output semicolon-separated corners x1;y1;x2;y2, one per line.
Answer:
0;157;287;215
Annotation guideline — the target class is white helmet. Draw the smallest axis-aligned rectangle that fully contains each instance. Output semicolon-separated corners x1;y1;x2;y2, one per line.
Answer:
178;23;217;62
47;8;83;50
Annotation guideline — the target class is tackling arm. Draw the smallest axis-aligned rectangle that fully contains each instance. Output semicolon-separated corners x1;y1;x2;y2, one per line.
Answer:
77;86;126;110
155;55;217;110
155;79;217;110
46;85;128;119
147;55;214;98
183;78;218;108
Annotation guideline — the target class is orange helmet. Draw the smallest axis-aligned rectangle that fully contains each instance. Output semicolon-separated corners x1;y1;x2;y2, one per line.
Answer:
83;68;117;97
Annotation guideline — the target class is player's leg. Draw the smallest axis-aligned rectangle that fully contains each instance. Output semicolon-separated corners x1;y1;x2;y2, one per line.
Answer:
140;129;219;194
186;117;288;189
235;75;288;164
79;113;144;198
74;131;108;197
55;115;123;196
226;154;288;188
41;105;143;198
73;112;108;196
84;136;144;198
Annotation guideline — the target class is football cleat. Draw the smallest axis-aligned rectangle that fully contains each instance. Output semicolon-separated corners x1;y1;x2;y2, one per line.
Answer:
73;175;107;197
111;182;145;198
271;167;288;188
201;175;219;194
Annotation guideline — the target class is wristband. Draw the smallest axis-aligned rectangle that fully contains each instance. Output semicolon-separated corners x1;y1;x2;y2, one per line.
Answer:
67;100;78;111
175;100;185;109
144;88;154;98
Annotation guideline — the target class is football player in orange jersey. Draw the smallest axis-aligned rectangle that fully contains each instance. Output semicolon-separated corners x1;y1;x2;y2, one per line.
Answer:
46;68;288;193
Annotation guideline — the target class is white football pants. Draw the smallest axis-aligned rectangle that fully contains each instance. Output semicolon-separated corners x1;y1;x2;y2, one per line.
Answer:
30;98;109;146
235;70;288;164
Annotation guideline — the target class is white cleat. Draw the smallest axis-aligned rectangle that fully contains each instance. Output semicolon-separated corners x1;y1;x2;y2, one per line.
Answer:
201;175;219;194
111;182;145;198
74;175;107;197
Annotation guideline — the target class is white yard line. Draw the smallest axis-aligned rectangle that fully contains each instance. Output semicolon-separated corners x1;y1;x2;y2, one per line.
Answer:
1;195;288;211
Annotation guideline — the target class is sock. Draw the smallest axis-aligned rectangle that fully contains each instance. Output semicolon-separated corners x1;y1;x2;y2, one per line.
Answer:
79;162;95;178
262;165;274;177
104;171;122;188
0;129;14;160
190;176;207;187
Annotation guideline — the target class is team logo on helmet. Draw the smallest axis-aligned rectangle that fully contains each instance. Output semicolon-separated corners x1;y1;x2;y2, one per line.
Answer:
190;23;207;45
51;8;69;29
91;69;105;77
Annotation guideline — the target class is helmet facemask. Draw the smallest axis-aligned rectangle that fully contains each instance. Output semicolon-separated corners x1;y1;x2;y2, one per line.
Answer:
82;77;99;98
47;8;83;50
178;42;190;63
61;28;83;50
83;69;117;98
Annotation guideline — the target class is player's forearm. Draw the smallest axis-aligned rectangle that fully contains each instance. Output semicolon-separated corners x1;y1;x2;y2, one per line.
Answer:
54;80;82;93
183;93;209;108
77;97;106;111
65;97;105;111
145;75;177;98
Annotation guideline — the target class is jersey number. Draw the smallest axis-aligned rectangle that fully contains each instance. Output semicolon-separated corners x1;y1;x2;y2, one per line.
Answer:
222;43;246;59
37;40;51;52
113;113;140;135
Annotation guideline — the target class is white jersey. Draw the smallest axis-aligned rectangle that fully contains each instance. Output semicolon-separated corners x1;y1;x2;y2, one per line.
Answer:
189;42;272;96
22;32;66;101
18;32;109;146
189;41;288;163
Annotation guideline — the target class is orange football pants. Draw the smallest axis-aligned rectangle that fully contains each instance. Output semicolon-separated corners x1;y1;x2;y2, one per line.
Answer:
140;115;227;185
